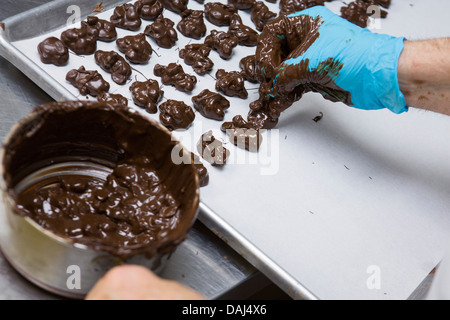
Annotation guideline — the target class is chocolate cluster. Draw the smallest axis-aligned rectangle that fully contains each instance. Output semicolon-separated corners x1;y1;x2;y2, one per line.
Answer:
279;0;329;16
66;66;110;97
239;55;259;83
61;25;97;55
95;50;132;85
130;79;164;113
221;115;262;151
216;69;248;99
228;0;255;10
37;37;69;66
192;89;230;121
251;1;276;31
154;63;197;92
228;14;259;47
116;33;152;64
179;44;214;75
97;92;129;107
197;131;230;166
145;15;178;48
204;2;238;26
204;30;239;60
159;100;196;130
177;10;207;40
82;16;117;42
160;0;189;14
110;3;142;31
341;0;388;28
135;0;164;20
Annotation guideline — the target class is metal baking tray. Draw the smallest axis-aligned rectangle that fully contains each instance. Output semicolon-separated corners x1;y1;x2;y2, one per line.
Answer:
0;0;317;300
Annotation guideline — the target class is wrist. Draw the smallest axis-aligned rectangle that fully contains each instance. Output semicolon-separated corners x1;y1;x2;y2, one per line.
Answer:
398;39;450;115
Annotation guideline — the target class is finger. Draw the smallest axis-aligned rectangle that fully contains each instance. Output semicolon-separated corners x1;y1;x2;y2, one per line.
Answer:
86;265;205;300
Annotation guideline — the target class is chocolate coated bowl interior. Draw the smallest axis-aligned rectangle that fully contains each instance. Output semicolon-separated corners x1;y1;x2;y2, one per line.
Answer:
1;101;200;259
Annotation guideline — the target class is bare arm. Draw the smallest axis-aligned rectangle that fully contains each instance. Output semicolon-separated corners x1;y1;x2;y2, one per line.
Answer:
398;39;450;116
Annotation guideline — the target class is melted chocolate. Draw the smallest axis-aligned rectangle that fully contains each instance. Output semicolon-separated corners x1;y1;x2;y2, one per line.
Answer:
221;115;262;151
192;89;230;121
228;0;255;10
246;107;279;129
216;69;248;99
160;0;189;14
3;101;199;259
154;63;197;92
251;1;276;31
97;92;129;107
135;0;164;20
66;66;110;97
255;14;323;81
94;50;132;85
177;10;207;40
61;25;97;55
116;33;152;64
247;81;302;129
179;44;214;75
228;13;259;47
204;30;239;60
249;14;354;129
82;16;117;42
110;3;142;31
341;0;388;28
159;100;196;130
144;15;178;49
130;79;164;113
204;2;238;26
239;55;259;83
197;131;229;166
37;37;69;66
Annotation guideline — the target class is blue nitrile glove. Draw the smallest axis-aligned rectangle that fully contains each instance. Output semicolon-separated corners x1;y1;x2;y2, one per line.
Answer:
256;6;408;114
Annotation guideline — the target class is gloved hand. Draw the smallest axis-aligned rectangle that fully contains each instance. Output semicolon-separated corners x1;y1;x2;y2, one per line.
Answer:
256;6;408;115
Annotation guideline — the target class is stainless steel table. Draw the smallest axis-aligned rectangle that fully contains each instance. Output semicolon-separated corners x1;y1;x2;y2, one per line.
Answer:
0;0;269;300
